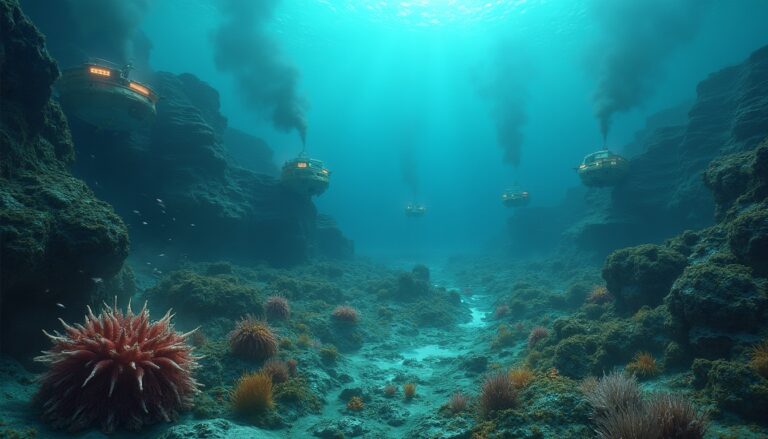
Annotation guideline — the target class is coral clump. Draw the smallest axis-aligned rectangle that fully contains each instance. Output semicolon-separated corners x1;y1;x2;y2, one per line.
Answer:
448;392;469;414
228;315;277;361
319;344;339;364
479;373;517;417
404;383;417;400
231;372;274;417
527;326;548;348
383;384;397;397
34;302;200;433
264;295;290;320
491;324;516;349
748;339;768;379
508;368;534;389
626;352;660;378
331;305;359;324
586;285;613;305
260;359;290;384
493;304;510;319
286;358;298;376
347;396;364;411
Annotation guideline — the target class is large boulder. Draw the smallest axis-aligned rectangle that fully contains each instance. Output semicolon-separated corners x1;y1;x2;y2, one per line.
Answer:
0;0;130;357
666;262;767;357
602;244;687;312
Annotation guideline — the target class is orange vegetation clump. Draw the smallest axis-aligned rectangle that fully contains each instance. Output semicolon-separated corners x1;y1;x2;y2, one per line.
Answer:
383;384;397;397
347;396;364;411
749;340;768;378
228;315;277;361
626;352;660;378
331;305;359;324
586;285;613;304
508;368;535;389
231;372;274;417
261;359;290;384
404;383;416;400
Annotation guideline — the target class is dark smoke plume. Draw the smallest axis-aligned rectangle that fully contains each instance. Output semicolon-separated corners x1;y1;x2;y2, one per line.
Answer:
212;0;307;143
479;41;534;168
590;0;711;140
20;0;152;71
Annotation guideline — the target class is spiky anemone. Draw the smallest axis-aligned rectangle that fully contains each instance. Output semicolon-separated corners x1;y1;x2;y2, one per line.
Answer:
34;301;201;433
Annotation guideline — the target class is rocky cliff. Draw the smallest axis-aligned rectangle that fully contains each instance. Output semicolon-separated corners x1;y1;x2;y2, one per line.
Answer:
68;72;347;266
0;0;131;357
509;44;768;258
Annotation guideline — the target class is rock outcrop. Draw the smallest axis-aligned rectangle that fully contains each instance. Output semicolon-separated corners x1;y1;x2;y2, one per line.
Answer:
0;0;130;357
510;45;768;259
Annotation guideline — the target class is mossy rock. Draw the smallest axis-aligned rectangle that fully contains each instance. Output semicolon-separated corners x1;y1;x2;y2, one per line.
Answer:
147;270;262;320
602;244;687;313
692;358;768;423
728;204;768;275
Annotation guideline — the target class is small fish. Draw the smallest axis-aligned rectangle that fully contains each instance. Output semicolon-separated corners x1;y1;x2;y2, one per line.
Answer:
158;253;166;257
45;288;50;293
142;221;149;225
156;198;163;204
133;210;141;215
190;223;196;227
55;303;66;309
91;277;103;284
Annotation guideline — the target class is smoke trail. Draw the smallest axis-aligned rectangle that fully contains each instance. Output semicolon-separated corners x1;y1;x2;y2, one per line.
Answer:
590;0;712;140
479;41;534;168
20;0;151;71
212;0;307;143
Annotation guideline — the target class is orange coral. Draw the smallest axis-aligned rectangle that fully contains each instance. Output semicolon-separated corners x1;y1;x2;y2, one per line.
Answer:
587;285;613;304
332;305;359;324
231;372;274;417
508;368;535;389
404;383;416;400
347;396;364;411
749;340;768;378
626;352;660;378
228;315;277;361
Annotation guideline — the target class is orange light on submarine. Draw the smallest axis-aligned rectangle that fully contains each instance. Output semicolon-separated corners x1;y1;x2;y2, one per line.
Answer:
129;82;150;96
89;67;111;77
321;169;329;175
296;162;308;169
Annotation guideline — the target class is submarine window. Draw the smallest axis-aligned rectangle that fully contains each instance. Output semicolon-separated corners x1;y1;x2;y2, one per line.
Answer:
297;162;308;168
89;67;111;77
129;82;150;96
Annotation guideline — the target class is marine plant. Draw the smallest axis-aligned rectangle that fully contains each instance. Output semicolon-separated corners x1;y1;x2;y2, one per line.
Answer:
346;396;364;411
260;359;290;384
646;393;708;438
331;305;359;324
319;344;339;363
448;392;469;414
286;358;298;376
228;315;277;361
383;384;397;397
527;326;549;348
264;295;290;320
296;334;312;348
748;339;768;378
586;285;613;305
493;304;510;319
404;383;417;400
479;373;517;417
491;323;516;349
231;372;274;417
33;301;200;433
508;368;535;389
626;352;660;378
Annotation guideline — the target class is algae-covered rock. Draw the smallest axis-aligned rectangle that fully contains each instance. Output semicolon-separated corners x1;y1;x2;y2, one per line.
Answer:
692;358;768;423
0;0;129;357
728;204;768;274
666;262;767;357
667;263;766;333
147;270;262;320
602;244;688;312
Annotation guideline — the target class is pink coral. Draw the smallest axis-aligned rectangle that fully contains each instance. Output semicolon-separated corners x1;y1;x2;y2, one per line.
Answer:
332;305;359;324
34;301;200;433
264;295;290;320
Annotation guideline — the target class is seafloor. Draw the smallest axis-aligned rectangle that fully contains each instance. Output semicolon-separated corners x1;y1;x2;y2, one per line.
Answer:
2;0;768;437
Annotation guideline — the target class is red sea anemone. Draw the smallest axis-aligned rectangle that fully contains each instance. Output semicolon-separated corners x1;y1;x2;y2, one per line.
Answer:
228;315;278;361
34;301;200;433
331;305;359;324
264;295;290;320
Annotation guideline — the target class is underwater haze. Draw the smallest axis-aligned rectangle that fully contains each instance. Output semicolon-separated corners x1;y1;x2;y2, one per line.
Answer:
2;0;768;438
